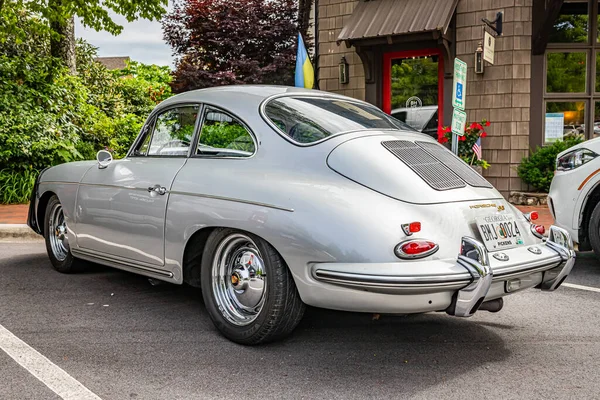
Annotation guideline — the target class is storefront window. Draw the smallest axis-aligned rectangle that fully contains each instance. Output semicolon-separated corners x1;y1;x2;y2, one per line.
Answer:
597;2;600;42
543;1;600;143
545;102;586;143
383;51;441;139
549;1;589;43
546;52;587;93
594;101;600;137
596;51;600;91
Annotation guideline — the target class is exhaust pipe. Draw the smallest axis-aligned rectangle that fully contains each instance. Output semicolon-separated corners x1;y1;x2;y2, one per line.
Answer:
478;298;504;313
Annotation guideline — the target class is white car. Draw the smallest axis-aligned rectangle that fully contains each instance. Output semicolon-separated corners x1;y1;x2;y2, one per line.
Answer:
549;137;600;256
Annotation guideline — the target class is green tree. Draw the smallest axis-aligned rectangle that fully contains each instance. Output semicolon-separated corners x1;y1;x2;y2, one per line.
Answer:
0;5;174;203
0;0;167;73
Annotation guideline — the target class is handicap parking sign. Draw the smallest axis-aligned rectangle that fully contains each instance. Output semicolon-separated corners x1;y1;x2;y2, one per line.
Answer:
456;82;463;100
452;58;467;110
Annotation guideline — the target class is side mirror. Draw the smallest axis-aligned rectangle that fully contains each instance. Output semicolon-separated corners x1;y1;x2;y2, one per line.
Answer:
96;150;113;169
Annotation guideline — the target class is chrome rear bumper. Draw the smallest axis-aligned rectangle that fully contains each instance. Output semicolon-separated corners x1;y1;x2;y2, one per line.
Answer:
312;225;575;316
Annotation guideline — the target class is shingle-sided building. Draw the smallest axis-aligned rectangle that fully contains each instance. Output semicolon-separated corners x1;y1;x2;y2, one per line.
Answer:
315;0;593;198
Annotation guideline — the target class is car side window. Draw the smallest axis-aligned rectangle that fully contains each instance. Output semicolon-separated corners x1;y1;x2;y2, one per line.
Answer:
135;125;153;156
196;107;256;157
143;105;199;157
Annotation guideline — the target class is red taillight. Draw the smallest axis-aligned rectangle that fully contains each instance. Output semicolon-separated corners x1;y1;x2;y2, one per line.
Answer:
409;222;421;233
530;211;539;221
534;225;545;235
395;240;439;259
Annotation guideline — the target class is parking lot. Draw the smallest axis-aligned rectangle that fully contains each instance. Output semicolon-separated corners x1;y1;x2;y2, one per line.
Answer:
1;241;600;400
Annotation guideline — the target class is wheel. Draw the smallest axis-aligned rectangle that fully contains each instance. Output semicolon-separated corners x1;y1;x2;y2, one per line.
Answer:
589;201;600;260
44;195;80;273
201;228;305;345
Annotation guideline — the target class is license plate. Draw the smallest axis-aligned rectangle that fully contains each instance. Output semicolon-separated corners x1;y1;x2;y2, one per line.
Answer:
476;214;524;251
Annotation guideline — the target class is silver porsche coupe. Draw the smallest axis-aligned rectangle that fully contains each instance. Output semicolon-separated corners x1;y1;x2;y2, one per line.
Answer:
28;86;575;344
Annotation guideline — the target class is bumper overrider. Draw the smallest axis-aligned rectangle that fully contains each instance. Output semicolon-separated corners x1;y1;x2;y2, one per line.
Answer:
311;225;575;317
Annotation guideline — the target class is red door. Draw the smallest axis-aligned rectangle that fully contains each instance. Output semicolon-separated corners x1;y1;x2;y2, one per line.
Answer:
383;49;444;138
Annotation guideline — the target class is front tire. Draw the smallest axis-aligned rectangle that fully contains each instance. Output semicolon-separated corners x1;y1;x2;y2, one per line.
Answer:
201;228;305;345
44;195;80;273
589;201;600;260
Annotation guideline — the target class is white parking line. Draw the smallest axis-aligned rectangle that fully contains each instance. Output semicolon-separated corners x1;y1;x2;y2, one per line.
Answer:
562;282;600;293
0;324;102;400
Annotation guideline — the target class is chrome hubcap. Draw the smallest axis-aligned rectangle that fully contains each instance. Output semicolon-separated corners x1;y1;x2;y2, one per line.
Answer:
49;203;69;261
212;234;267;326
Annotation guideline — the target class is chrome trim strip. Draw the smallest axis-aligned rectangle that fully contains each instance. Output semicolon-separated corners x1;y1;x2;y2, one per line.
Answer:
39;181;78;185
492;254;563;278
313;270;470;294
314;269;472;285
169;190;294;212
492;262;561;281
72;248;173;278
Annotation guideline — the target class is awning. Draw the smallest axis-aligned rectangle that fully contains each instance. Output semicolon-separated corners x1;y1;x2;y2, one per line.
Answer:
337;0;459;44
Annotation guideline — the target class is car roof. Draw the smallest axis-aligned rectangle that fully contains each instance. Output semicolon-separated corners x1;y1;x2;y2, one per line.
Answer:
158;85;362;113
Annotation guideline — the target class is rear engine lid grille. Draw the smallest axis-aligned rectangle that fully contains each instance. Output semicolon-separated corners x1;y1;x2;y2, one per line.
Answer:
381;140;466;191
416;141;493;189
381;140;493;191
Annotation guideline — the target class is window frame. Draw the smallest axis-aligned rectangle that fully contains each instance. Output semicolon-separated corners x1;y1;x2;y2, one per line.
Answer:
127;102;203;158
191;105;258;159
542;0;600;143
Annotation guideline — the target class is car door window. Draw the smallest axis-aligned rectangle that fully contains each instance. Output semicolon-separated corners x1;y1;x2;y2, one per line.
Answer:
146;105;199;157
135;125;153;156
196;107;256;157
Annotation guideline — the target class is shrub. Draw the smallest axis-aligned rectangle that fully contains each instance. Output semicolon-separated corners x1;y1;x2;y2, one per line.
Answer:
0;7;173;203
517;137;583;192
0;168;39;204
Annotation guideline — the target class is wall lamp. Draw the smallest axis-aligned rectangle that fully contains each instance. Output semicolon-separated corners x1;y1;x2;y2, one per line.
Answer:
339;56;349;84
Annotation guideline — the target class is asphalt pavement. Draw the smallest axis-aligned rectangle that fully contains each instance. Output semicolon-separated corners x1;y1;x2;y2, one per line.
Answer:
1;241;600;400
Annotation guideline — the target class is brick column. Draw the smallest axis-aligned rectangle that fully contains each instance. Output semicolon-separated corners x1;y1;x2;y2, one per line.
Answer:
317;0;365;100
456;0;532;198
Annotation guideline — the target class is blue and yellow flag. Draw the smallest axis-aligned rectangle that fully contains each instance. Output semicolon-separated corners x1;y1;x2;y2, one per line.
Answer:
295;33;314;89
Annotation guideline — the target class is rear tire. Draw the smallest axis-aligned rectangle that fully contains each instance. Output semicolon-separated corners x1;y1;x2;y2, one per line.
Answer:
588;201;600;260
201;228;305;345
44;195;81;273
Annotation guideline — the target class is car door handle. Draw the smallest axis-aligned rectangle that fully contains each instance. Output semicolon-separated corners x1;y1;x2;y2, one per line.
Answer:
147;185;167;195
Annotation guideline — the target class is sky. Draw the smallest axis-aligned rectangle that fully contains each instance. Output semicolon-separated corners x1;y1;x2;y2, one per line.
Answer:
75;10;174;68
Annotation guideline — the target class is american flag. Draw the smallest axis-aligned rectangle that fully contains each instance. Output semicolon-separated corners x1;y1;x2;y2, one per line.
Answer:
472;137;482;160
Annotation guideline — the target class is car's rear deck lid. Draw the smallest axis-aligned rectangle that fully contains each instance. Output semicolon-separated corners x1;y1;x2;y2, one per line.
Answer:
327;133;499;204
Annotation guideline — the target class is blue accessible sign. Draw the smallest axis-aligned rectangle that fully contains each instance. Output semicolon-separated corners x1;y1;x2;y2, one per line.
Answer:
452;58;467;110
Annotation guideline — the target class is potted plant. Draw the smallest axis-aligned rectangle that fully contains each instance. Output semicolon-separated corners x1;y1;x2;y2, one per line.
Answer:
437;119;491;173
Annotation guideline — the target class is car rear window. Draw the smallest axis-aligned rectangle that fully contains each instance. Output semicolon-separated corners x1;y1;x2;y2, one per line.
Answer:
263;96;414;144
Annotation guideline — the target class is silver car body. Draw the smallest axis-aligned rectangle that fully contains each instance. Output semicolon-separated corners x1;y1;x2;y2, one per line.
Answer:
29;86;574;316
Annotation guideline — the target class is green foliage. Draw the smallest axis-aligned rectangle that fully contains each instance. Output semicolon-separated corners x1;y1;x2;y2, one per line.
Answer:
548;15;589;43
546;52;587;94
200;123;254;152
2;0;167;39
0;168;38;204
390;57;438;109
517;137;584;192
0;5;173;203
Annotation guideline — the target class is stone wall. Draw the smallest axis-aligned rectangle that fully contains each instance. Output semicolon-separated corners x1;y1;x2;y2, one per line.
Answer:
456;0;533;198
317;0;365;100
